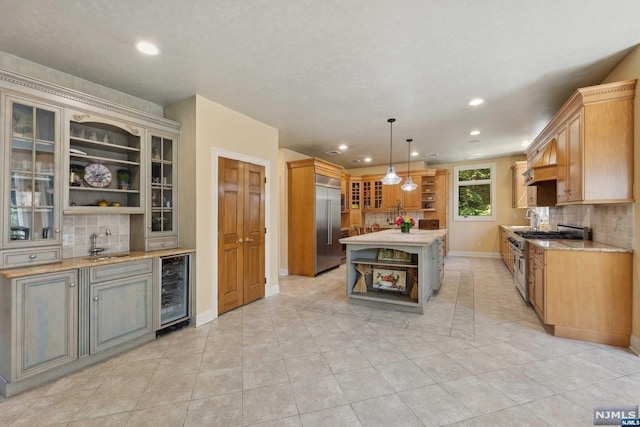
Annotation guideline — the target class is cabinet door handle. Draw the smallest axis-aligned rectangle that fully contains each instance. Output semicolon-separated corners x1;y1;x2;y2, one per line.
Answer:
69;283;75;287
54;229;60;233
29;254;37;259
235;238;244;244
93;296;99;301
245;237;254;242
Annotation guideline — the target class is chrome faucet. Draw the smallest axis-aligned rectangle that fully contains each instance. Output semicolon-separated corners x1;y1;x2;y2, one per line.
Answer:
89;228;111;256
524;208;540;231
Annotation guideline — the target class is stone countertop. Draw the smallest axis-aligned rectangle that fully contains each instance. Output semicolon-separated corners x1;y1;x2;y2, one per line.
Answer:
0;248;196;279
527;239;632;253
339;228;447;246
499;225;532;232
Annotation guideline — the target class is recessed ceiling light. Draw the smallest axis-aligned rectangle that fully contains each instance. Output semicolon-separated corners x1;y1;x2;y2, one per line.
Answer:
136;41;159;55
338;144;347;150
349;159;361;163
325;150;341;155
470;130;481;136
411;151;419;157
469;98;484;106
469;139;481;144
364;157;372;162
425;153;439;157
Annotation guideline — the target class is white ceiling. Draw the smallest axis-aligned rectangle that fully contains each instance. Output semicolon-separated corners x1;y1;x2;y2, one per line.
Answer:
1;1;638;168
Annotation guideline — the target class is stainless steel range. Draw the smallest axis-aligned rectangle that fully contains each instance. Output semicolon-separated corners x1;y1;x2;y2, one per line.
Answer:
508;224;589;303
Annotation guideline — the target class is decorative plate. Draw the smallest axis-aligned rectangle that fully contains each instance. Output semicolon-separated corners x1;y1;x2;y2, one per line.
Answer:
84;163;112;188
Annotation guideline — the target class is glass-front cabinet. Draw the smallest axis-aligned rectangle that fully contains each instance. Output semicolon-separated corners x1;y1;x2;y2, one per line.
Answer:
2;96;62;260
64;110;143;214
130;131;179;251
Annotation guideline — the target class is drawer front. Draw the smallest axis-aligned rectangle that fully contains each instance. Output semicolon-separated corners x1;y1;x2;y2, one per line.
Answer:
147;236;178;251
89;259;153;284
0;247;62;269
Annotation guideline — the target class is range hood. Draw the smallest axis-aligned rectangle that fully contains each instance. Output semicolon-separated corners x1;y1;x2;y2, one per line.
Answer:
523;139;557;185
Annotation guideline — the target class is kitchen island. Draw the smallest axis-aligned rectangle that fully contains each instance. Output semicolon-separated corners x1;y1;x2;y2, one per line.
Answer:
339;229;447;314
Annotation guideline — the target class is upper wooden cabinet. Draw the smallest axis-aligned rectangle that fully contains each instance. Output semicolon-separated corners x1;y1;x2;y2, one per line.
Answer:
511;161;527;208
526;79;636;205
400;174;422;210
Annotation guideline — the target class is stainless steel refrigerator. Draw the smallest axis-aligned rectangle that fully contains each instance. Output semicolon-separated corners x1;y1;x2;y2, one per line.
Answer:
314;175;342;275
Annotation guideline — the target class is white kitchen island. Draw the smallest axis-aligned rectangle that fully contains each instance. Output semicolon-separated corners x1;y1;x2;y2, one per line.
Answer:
339;228;447;314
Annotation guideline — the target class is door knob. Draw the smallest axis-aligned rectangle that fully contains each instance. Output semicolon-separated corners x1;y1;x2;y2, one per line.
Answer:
235;238;244;243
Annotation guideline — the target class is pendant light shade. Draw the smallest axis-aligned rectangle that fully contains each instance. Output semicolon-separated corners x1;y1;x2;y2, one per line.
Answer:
381;118;402;185
401;138;418;191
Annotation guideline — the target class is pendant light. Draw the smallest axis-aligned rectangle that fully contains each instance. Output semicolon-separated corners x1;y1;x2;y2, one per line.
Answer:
401;138;418;191
381;118;402;185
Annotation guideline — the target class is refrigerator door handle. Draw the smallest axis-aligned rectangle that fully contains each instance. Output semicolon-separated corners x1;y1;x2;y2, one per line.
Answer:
327;200;332;244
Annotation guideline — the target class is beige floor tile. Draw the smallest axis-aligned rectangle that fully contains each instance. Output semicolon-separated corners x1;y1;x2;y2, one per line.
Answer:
478;367;554;404
10;390;92;426
284;353;331;381
375;360;434;392
323;347;371;374
299;404;362;427
192;367;243;399
334;367;395;402
351;394;423;427
243;359;289;390
126;401;189;426
278;337;321;359
522;394;591;427
184;392;242;427
440;375;517;416
445;347;509;374
249;415;302;426
521;355;619;393
313;331;355;353
200;347;243;372
399;383;474;426
67;411;132;426
291;375;348;414
242;383;298;425
412;353;473;383
135;372;197;409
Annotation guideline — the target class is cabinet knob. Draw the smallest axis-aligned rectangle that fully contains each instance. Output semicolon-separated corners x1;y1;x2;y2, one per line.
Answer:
148;225;152;229
29;254;37;259
54;229;60;233
93;296;99;301
69;283;75;288
160;241;165;246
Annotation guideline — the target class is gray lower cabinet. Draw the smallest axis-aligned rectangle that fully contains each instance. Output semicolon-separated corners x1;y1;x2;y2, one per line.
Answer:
87;259;154;354
15;271;77;379
89;275;153;353
1;259;156;397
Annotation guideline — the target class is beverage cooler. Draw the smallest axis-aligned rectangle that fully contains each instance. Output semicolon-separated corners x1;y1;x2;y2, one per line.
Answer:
157;253;192;330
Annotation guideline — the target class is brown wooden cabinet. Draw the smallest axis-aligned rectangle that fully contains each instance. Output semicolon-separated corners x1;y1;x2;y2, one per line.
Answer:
499;228;514;274
349;177;362;226
511;161;527;208
527;241;632;347
527;243;545;320
526;79;636;206
400;174;422;210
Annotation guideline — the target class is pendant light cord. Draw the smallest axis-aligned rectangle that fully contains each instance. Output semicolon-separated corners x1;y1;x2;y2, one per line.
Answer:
406;139;412;174
388;118;395;167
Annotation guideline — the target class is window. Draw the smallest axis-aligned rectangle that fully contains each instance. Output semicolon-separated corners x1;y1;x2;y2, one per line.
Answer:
454;163;496;221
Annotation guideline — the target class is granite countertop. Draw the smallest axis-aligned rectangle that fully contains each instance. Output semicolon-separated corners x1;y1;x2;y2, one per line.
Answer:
339;228;447;246
0;248;196;279
527;239;632;253
499;225;532;232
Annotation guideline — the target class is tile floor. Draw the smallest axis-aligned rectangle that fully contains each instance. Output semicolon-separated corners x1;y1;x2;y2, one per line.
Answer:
1;256;640;426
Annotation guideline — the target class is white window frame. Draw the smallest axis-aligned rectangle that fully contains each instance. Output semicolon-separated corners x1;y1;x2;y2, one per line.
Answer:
453;162;496;221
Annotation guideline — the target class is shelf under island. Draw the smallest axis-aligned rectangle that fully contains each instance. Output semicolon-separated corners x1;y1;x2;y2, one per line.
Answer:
339;229;447;314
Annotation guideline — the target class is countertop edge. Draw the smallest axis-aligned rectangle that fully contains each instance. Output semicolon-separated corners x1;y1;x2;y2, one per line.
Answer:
0;248;196;279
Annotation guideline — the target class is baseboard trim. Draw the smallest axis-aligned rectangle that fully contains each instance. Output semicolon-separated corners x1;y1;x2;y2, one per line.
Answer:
447;251;501;259
266;285;280;297
195;310;215;327
279;268;289;276
630;334;640;356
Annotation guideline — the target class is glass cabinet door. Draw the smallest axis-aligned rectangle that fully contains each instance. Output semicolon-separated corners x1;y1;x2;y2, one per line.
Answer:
7;99;60;244
150;135;174;233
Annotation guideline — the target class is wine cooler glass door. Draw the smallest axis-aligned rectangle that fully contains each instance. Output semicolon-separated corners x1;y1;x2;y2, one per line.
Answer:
160;255;190;326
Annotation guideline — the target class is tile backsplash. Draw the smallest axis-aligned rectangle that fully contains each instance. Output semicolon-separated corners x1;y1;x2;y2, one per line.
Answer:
62;214;130;259
364;211;424;227
548;204;634;249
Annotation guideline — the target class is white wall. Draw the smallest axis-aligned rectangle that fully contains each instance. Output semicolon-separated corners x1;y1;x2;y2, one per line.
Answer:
166;95;280;326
